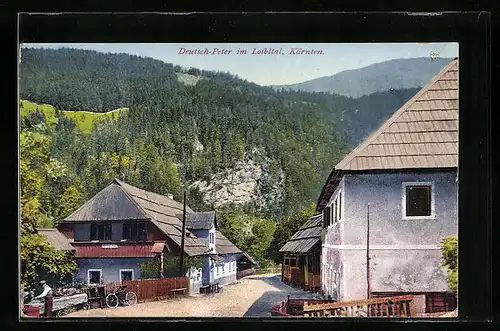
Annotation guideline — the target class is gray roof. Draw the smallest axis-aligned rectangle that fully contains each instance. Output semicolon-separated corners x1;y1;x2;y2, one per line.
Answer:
62;179;208;256
279;214;322;254
181;211;216;230
241;251;258;266
215;231;242;255
37;228;75;251
64;183;147;221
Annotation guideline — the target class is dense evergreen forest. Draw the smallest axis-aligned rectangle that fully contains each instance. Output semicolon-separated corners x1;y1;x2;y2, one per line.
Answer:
19;47;419;269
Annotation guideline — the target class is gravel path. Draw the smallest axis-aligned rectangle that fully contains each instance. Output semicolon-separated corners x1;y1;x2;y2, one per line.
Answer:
63;273;317;318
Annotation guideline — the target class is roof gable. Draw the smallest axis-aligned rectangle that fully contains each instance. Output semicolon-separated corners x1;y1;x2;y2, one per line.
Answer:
335;58;458;171
64;182;149;221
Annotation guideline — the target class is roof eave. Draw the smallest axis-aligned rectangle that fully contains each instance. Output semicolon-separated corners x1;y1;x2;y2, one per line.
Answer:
316;169;344;211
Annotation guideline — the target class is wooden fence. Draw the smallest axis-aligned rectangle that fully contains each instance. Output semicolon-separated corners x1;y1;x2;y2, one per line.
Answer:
104;277;189;303
283;265;304;287
306;274;321;292
255;267;282;275
303;295;417;317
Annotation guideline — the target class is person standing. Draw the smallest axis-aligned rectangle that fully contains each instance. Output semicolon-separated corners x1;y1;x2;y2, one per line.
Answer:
34;280;53;318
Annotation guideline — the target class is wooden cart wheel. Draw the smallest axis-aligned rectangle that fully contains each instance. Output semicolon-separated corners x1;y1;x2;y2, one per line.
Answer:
105;293;119;308
125;292;137;306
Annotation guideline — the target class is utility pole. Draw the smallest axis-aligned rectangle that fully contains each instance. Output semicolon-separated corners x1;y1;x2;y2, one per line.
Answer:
179;191;187;276
366;203;371;300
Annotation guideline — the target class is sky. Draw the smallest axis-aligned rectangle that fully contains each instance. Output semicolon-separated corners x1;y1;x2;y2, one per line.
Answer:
21;43;458;86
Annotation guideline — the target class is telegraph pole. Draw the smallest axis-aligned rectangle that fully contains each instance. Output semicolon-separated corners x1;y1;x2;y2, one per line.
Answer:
179;191;187;276
366;203;371;300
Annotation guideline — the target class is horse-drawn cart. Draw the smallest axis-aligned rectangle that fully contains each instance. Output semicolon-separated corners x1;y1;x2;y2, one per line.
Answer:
26;293;88;317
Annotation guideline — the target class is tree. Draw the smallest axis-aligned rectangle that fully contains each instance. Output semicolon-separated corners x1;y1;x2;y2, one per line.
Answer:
440;236;458;292
20;130;79;290
246;218;276;267
20;234;78;291
58;184;87;219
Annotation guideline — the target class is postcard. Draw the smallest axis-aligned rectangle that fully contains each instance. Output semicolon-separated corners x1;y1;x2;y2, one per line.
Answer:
19;42;458;319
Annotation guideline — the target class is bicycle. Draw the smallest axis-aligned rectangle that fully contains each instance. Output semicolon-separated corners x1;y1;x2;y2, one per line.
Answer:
105;285;138;308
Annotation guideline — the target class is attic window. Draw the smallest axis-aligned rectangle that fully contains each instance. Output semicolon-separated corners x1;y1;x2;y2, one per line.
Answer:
90;223;111;241
402;182;435;219
123;222;147;241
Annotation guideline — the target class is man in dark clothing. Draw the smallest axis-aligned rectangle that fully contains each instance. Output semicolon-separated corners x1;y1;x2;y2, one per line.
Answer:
34;280;53;318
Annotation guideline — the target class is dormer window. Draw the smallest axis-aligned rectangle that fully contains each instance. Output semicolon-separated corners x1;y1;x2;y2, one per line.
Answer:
123;222;147;241
90;223;111;241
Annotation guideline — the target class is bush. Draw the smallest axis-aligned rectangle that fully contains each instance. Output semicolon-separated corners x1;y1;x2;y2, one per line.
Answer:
440;236;458;292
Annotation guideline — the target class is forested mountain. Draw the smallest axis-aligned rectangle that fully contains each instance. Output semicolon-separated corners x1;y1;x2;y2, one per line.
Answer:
271;57;452;97
19;47;420;265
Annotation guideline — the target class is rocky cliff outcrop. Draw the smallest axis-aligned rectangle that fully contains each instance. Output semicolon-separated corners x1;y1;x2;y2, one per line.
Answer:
189;150;285;214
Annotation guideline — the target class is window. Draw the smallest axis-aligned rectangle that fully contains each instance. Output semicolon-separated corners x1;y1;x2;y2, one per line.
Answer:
324;206;331;227
330;202;335;224
88;269;102;285
334;198;338;222
120;269;134;282
90;223;111;241
209;232;214;244
403;182;434;219
338;191;342;221
123;222;147;241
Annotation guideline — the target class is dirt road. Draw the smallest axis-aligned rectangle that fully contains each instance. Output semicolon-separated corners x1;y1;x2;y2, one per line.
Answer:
64;274;317;318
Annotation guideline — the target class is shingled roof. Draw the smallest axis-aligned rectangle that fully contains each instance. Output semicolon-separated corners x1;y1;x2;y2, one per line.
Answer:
215;231;242;255
317;58;458;210
279;214;322;254
181;211;216;230
37;228;75;251
62;179;208;256
337;58;458;171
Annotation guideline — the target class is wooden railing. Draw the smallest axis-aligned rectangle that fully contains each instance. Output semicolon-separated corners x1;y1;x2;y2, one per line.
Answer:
303;295;417;317
104;277;189;303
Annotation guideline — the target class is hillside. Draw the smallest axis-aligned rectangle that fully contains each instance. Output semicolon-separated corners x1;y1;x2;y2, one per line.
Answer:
20;100;127;134
19;47;420;220
271;57;452;97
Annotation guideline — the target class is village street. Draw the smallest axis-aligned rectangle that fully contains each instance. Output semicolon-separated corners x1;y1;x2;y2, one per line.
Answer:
64;274;317;318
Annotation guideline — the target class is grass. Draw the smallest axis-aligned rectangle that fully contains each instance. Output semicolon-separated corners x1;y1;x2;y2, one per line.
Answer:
64;109;127;134
19;100;59;126
20;100;127;134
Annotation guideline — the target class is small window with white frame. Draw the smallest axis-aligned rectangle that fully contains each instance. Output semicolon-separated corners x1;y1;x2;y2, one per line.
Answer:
88;269;102;285
120;269;134;282
402;182;435;219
